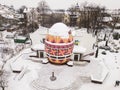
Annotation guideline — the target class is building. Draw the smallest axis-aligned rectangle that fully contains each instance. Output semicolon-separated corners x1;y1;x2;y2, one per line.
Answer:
14;35;28;43
30;23;87;65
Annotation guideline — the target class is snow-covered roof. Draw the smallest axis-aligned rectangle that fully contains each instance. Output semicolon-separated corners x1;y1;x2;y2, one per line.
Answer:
16;14;24;19
31;43;44;51
0;4;19;20
15;36;27;40
103;17;112;22
1;14;14;19
73;45;86;53
0;10;5;14
49;22;70;38
30;26;48;45
115;23;120;27
10;62;24;71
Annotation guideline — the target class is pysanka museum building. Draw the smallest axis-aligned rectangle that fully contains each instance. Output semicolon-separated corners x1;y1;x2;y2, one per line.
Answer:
31;23;86;65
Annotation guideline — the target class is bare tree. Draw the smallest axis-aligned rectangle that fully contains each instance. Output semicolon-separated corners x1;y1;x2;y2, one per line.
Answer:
111;9;120;32
79;2;105;33
0;47;10;90
67;3;80;26
37;0;51;26
17;5;27;14
78;1;88;28
0;70;8;90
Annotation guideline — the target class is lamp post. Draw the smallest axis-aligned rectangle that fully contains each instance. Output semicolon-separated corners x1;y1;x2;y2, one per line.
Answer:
50;72;56;81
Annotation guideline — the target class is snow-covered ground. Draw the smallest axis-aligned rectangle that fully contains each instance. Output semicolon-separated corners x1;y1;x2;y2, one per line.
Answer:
0;26;120;90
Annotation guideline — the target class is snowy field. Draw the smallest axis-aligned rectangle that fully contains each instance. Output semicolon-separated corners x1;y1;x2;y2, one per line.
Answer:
0;26;120;90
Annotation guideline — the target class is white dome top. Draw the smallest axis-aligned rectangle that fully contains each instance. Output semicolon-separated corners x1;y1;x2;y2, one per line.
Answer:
49;22;70;38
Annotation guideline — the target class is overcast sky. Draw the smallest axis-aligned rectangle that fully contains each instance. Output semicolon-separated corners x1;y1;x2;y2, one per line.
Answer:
0;0;120;10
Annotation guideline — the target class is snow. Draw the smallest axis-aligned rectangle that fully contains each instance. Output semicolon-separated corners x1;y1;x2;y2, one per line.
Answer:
0;10;5;14
72;30;76;36
115;23;120;27
10;62;24;72
67;61;74;66
73;45;86;53
90;59;109;83
15;66;28;81
41;58;49;64
0;4;20;20
49;22;70;38
31;43;44;51
30;26;47;45
15;36;27;40
2;30;16;40
1;14;14;19
1;26;120;90
0;60;3;70
103;17;112;22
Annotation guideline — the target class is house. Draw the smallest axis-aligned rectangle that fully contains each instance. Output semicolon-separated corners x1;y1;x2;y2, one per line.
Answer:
14;35;28;43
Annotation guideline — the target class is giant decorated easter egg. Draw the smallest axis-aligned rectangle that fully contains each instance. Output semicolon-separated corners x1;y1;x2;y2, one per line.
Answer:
45;23;74;64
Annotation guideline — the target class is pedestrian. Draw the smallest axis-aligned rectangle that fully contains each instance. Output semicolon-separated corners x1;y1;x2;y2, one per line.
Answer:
115;80;119;87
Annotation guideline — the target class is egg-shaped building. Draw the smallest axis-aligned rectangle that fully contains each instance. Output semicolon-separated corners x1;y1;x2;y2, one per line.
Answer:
45;23;74;64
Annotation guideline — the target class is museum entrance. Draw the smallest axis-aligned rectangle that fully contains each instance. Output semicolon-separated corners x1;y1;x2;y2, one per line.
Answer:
38;51;44;58
74;54;80;61
40;52;44;58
